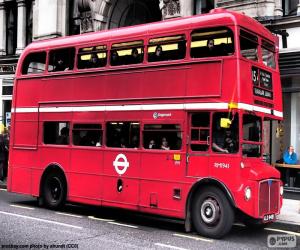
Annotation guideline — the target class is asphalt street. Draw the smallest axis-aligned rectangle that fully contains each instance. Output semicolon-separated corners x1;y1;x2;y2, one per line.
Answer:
0;188;299;250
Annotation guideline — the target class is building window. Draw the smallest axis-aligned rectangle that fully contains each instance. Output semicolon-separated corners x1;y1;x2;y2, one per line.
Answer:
194;0;214;14
26;0;33;45
6;2;17;55
282;0;298;16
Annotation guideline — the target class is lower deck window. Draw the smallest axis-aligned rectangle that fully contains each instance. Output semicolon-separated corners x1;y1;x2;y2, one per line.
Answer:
43;122;70;145
72;124;102;146
106;122;140;148
143;124;182;150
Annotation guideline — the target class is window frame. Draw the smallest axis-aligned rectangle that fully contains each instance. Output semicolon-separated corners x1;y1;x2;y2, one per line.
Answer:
22;51;47;75
147;34;186;62
72;123;103;147
143;123;182;150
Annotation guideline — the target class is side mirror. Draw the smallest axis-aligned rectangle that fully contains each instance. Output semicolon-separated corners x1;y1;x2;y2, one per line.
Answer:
220;118;231;128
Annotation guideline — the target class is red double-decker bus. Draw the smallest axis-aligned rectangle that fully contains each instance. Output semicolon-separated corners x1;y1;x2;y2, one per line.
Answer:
8;9;283;238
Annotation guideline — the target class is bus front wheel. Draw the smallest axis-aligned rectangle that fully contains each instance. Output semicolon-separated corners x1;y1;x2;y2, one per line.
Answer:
192;186;234;239
42;171;66;209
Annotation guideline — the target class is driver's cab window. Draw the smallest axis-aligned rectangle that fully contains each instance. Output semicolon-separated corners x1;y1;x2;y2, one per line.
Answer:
212;112;239;154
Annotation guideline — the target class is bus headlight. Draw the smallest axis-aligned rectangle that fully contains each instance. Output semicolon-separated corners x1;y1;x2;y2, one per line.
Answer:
244;187;251;201
280;185;284;196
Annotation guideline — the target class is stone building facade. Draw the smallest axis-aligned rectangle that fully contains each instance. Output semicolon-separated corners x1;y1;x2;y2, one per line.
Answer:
0;0;300;164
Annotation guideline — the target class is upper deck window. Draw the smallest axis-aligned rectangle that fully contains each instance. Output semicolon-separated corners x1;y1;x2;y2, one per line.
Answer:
240;30;258;61
48;48;75;72
190;27;234;58
148;35;186;62
110;40;144;66
262;40;276;69
22;52;46;75
77;45;107;69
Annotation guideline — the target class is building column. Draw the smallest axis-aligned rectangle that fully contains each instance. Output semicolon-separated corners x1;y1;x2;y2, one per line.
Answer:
180;0;193;17
274;0;283;16
0;1;6;56
16;0;27;54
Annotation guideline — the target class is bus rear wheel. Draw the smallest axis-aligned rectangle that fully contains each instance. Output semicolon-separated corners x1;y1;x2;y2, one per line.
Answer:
42;171;66;209
192;186;234;239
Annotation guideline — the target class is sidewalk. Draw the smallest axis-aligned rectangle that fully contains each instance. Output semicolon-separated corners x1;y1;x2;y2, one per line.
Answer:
0;179;299;226
277;198;300;225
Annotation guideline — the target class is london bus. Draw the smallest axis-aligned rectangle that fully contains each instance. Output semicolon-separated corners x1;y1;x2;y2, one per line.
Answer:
8;8;283;238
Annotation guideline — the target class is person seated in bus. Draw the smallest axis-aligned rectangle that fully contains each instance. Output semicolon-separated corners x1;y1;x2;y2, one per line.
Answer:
130;48;141;64
57;127;69;145
161;137;170;150
148;139;156;149
153;45;164;61
54;56;68;72
88;53;101;68
205;38;217;57
110;50;119;66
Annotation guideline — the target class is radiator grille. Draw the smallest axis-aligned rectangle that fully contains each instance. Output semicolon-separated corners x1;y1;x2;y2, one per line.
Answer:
259;179;280;216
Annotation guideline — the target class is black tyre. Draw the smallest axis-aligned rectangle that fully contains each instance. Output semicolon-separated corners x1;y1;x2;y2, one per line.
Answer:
42;171;66;209
192;186;234;239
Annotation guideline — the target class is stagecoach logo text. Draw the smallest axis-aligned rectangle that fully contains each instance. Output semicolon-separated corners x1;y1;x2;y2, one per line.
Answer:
153;112;172;119
214;162;230;169
113;154;129;175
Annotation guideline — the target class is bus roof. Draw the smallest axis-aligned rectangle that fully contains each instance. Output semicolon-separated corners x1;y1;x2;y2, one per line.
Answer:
23;9;274;53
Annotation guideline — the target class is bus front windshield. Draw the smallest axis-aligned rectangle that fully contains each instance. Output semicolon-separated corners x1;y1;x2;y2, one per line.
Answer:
242;114;262;157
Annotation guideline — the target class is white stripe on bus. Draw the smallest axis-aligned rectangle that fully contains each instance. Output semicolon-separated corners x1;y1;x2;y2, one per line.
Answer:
11;102;282;118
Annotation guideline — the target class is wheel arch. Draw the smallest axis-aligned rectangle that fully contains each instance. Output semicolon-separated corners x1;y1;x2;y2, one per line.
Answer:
184;177;236;232
39;163;68;198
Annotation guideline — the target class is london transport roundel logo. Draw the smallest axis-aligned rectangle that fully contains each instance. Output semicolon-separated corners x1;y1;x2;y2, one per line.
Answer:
113;154;129;175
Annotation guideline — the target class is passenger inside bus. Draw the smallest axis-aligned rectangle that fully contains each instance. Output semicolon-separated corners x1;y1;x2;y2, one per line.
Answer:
148;140;156;149
205;39;217;57
54;55;68;71
153;45;163;61
110;51;119;66
88;53;101;68
130;48;141;64
57;127;69;145
161;137;170;150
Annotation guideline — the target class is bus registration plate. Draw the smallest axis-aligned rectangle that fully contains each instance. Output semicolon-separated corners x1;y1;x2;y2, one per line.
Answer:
263;214;275;222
